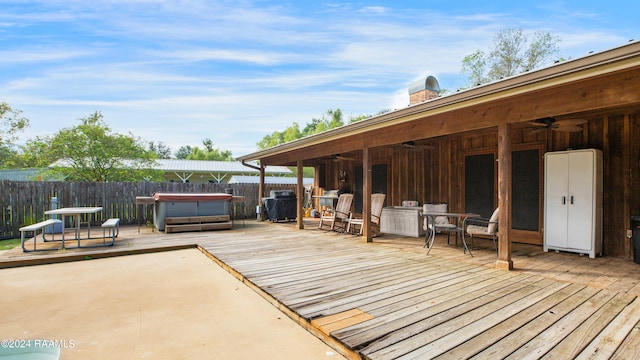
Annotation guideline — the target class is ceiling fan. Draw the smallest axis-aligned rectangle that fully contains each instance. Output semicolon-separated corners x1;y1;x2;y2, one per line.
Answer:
527;117;588;133
328;154;355;162
399;141;435;151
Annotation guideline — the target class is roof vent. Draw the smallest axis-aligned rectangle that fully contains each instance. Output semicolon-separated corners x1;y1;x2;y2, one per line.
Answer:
408;75;441;105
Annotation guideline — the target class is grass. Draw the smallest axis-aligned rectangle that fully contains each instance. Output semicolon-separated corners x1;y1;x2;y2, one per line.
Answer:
0;238;21;251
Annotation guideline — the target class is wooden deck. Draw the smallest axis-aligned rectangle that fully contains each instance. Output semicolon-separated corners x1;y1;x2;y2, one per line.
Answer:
3;220;640;359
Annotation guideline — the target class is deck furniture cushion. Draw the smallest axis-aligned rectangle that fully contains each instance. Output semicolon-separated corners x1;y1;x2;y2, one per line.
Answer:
464;207;499;253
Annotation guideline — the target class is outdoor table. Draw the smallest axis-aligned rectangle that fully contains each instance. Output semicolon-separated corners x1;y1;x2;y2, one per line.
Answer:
44;207;103;249
421;211;480;256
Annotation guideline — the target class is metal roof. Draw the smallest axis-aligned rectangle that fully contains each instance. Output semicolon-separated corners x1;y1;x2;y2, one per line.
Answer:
0;168;43;181
50;159;292;175
153;159;291;174
228;175;313;185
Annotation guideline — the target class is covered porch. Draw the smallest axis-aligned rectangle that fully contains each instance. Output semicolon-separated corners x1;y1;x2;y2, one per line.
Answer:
238;40;640;269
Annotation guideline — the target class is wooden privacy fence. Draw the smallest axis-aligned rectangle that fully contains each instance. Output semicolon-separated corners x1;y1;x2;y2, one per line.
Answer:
0;180;298;239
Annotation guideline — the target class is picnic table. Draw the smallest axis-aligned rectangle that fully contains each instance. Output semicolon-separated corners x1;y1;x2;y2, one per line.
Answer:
44;207;104;248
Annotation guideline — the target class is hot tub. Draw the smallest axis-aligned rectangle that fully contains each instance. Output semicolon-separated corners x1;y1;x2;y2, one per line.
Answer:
152;193;232;231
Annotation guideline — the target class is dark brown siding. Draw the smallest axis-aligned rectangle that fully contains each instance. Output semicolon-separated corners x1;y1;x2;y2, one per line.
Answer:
319;108;640;257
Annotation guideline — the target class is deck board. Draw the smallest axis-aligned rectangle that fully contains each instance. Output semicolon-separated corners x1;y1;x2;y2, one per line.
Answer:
401;283;589;359
540;292;636;359
337;273;534;349
463;284;596;360
297;263;485;319
610;318;640;360
363;279;564;359
4;220;640;359
272;263;433;303
312;309;375;336
502;289;619;360
575;297;640;359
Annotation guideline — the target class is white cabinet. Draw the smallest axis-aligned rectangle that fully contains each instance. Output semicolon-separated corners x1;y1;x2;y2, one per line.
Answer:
544;149;603;258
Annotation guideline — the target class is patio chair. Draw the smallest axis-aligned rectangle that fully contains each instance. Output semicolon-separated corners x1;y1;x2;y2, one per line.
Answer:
347;193;386;235
318;193;353;232
463;207;499;254
423;203;458;245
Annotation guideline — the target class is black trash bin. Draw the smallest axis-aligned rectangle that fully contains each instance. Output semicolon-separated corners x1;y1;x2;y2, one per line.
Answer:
631;216;640;264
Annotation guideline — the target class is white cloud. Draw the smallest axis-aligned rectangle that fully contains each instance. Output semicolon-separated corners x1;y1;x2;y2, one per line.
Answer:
0;48;92;64
160;48;294;66
359;6;389;14
3;0;637;158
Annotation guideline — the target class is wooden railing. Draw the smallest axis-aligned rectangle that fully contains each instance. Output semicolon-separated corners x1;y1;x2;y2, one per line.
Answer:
0;180;298;239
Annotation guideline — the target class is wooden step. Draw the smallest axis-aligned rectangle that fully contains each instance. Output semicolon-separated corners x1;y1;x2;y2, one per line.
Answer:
165;215;230;225
165;221;233;234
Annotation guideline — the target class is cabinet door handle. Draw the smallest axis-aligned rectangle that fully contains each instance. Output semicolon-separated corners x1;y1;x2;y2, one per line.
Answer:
570;196;574;205
562;196;566;205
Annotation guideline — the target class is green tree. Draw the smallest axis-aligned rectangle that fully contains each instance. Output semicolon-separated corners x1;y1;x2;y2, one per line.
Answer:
147;141;172;159
174;145;193;159
304;108;344;135
323;108;344;130
0;101;30;168
177;138;234;161
0;145;26;168
257;109;346;150
461;28;560;86
348;109;390;124
283;123;303;142
22;112;162;181
255;108;389;150
0;101;29;147
256;130;285;150
21;136;55;168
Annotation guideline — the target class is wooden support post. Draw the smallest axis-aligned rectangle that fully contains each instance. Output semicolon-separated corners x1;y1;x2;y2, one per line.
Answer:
623;114;631;256
258;163;265;221
297;160;304;229
496;123;513;270
362;147;373;243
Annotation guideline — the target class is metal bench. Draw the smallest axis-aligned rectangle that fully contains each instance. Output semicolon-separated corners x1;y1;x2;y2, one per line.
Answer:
19;219;63;252
101;218;120;245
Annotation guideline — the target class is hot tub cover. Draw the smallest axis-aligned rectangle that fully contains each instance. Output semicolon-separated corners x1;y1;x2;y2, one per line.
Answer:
152;193;233;202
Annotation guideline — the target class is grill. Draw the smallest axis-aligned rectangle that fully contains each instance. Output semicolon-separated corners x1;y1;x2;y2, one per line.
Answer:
262;190;297;222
